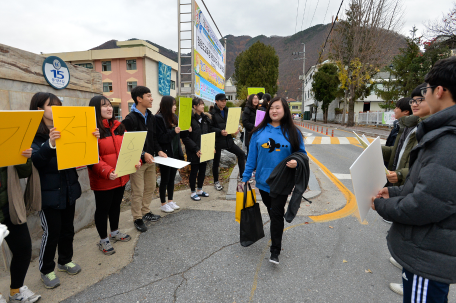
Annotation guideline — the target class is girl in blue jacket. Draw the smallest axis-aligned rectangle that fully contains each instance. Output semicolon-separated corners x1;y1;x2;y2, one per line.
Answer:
242;97;306;265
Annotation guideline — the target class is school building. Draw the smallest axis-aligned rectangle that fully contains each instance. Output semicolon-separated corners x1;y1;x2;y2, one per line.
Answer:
45;39;178;119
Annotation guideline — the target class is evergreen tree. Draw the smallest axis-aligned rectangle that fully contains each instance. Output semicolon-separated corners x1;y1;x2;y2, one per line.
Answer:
312;63;340;123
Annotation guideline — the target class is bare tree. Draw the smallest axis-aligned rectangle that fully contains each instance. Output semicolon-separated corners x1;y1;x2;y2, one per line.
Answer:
425;3;456;38
329;0;404;126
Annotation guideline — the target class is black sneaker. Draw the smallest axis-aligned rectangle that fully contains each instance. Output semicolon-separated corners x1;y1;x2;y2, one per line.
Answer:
143;212;161;222
134;219;148;232
269;253;279;264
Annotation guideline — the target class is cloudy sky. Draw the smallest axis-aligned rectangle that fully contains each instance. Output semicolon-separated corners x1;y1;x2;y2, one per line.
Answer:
0;0;452;55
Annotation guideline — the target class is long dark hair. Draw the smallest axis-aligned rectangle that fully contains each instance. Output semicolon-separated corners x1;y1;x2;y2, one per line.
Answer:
89;95;125;139
157;96;178;127
262;93;271;108
250;97;303;152
246;94;259;109
29;92;62;135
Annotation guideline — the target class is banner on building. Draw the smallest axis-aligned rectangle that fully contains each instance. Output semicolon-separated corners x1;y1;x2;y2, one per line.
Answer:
194;1;226;102
158;62;172;96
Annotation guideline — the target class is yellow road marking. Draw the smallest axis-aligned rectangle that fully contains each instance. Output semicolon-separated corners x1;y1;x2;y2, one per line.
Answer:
330;137;339;144
312;137;322;144
347;137;360;145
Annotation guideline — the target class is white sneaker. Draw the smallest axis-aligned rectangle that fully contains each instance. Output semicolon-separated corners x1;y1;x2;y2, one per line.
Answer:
160;203;174;213
389;257;402;270
168;202;180;210
0;294;6;303
389;283;403;296
9;285;41;302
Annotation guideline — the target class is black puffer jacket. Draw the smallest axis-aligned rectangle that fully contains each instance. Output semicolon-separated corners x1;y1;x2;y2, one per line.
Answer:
182;111;213;164
241;106;256;147
209;105;234;150
375;104;456;284
31;133;81;210
155;113;184;160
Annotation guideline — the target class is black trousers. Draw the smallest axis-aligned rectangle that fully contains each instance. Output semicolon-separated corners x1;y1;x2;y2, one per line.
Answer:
213;145;245;182
189;162;207;192
159;165;178;203
94;186;125;239
259;189;288;254
39;202;76;275
3;217;32;289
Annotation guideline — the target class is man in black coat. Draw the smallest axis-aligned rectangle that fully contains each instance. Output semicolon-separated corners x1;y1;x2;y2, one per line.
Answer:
372;57;456;302
210;93;245;190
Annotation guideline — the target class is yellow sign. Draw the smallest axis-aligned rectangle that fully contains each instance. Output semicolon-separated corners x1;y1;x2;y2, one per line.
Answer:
248;87;265;95
0;111;44;167
52;107;99;170
225;107;241;134
115;131;147;177
194;51;225;90
200;132;215;162
178;97;193;131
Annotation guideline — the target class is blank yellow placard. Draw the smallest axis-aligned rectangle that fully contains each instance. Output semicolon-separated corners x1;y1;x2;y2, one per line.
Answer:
115;131;147;177
52;107;99;170
247;87;265;95
225;107;241;134
0;111;44;168
200;132;215;162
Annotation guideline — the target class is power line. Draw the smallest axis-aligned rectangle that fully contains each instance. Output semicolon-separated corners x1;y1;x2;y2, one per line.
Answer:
295;0;301;34
200;0;223;38
308;0;321;29
314;0;345;66
300;0;309;31
323;0;331;24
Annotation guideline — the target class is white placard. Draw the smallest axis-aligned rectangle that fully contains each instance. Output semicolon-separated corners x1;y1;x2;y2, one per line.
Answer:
350;137;387;223
153;156;190;169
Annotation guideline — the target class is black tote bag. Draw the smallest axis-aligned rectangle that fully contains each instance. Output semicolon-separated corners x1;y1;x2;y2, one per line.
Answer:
240;183;265;247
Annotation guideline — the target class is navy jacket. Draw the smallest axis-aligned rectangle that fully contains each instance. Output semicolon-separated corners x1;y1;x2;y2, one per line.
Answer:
31;133;81;210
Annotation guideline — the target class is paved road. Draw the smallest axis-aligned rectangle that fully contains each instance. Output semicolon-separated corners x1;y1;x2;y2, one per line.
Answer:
64;123;455;302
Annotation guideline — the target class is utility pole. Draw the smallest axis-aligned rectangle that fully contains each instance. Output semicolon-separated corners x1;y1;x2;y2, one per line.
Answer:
292;43;305;120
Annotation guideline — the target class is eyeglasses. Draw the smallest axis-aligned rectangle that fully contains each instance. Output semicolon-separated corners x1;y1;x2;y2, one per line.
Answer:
409;97;425;105
420;85;447;97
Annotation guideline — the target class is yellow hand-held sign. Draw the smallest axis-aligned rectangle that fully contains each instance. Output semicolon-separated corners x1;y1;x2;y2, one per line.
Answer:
225;107;242;134
200;132;215;163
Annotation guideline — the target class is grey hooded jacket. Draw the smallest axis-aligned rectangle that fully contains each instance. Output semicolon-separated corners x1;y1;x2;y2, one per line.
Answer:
374;104;456;284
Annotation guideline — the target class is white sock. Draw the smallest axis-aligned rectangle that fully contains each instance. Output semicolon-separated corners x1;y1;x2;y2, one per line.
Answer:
101;237;109;243
111;230;119;237
191;192;198;197
196;190;203;194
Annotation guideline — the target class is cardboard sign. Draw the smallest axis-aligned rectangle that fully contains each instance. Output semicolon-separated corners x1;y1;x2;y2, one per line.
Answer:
178;97;192;131
0;111;44;167
114;131;147;177
255;110;266;127
52;106;99;170
225;107;242;134
200;132;215;162
247;87;265;96
350;137;387;223
153;156;190;169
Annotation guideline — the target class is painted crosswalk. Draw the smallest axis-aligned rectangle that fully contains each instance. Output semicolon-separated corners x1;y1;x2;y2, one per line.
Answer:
304;136;386;145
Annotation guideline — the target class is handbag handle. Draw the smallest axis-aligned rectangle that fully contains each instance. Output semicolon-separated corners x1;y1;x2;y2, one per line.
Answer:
243;182;256;208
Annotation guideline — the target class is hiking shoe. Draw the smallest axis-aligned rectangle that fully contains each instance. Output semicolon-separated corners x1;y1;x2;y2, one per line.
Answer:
9;285;41;302
168;202;180;210
160;203;174;213
389;283;403;296
269;253;279;264
97;240;115;255
57;261;81;275
40;272;60;289
109;231;131;243
214;181;223;191
191;193;201;201
142;212;161;222
134;219;148;232
389;257;402;270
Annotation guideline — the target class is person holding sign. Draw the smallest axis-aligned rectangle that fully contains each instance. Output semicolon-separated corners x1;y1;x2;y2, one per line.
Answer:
156;96;189;213
242;97;306;265
30;92;99;289
372;57;456;302
88;96;138;256
121;86;167;233
210;94;245;190
0;153;41;302
242;94;259;154
182;98;214;201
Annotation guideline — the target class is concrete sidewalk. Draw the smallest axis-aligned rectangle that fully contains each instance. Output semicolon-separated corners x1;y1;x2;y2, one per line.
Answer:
298;120;392;139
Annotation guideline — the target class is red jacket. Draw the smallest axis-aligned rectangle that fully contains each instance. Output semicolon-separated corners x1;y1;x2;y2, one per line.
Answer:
88;120;130;191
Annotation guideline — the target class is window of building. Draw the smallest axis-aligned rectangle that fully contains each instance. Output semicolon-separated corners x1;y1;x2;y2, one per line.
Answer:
103;82;113;93
227;95;233;100
127;81;137;92
112;105;121;121
292;106;298;109
102;61;111;72
126;60;137;70
170;80;175;90
75;63;93;69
